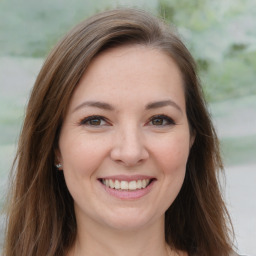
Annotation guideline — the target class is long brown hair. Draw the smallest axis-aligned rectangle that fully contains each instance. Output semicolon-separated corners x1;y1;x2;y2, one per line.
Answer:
3;8;234;256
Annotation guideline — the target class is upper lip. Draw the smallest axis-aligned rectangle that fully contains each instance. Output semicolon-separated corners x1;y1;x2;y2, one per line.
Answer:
98;175;155;182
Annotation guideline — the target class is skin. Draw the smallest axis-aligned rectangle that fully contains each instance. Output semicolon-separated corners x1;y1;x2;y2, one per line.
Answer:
58;45;192;256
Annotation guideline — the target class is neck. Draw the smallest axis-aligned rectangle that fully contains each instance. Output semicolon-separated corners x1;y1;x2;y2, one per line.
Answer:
69;215;178;256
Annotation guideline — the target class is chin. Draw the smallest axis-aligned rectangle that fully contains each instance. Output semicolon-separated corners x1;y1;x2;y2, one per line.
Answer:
99;208;162;232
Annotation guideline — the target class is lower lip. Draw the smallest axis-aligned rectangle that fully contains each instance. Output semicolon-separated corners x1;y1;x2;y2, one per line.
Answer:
100;180;156;200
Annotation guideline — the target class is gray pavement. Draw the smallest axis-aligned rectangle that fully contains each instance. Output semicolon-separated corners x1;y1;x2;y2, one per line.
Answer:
226;164;256;255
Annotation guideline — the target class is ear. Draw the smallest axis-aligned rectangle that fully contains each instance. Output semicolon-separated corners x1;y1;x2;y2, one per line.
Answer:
189;131;196;149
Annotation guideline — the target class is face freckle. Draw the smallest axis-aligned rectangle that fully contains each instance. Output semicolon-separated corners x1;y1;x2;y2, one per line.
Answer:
58;45;193;232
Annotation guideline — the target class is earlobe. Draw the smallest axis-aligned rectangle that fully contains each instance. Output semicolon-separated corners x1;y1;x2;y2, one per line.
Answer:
54;148;63;170
55;163;62;170
55;163;63;170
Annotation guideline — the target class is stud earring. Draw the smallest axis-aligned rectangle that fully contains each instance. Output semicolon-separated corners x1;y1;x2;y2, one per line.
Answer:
55;163;62;169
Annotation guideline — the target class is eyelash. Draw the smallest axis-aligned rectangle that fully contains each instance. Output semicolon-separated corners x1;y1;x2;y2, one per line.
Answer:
79;115;109;126
79;114;175;127
148;115;175;126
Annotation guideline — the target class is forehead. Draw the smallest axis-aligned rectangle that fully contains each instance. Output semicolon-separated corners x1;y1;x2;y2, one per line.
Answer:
86;44;181;77
68;45;185;111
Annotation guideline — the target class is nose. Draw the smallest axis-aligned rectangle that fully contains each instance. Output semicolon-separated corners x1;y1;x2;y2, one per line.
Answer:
110;125;149;167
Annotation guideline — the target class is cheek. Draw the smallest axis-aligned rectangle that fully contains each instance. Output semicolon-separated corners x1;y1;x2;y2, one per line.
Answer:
153;133;190;175
59;134;110;202
59;132;108;177
147;133;190;213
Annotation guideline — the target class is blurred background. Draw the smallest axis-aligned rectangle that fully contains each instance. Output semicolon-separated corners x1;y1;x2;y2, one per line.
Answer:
0;0;255;254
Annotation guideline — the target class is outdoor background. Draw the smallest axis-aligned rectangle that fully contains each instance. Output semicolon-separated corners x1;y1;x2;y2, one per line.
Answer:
0;0;255;254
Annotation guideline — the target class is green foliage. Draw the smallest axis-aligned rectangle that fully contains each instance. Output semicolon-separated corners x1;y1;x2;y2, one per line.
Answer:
0;0;255;102
0;0;114;57
204;50;256;101
158;0;256;101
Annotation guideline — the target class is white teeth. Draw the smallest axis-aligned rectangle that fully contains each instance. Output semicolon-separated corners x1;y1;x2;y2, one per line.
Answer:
114;180;120;189
142;179;146;188
137;180;142;189
102;178;151;190
109;179;115;188
128;180;137;190
120;181;129;190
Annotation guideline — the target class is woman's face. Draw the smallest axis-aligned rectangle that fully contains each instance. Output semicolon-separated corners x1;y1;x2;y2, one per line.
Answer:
58;45;194;231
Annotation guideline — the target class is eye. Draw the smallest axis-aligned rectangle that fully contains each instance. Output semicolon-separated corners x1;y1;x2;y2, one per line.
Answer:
79;115;109;126
148;115;175;126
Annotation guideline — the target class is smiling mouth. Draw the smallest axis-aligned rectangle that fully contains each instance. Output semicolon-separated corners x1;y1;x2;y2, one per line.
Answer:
99;178;155;191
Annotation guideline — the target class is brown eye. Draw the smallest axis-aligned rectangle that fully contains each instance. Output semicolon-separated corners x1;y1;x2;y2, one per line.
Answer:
80;116;108;126
152;118;164;125
88;118;102;126
149;115;175;126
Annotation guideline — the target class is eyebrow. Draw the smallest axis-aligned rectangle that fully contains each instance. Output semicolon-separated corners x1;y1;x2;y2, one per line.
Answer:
146;100;182;113
72;101;114;112
73;99;182;113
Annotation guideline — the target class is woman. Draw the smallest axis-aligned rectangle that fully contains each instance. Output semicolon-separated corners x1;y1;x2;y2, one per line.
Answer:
3;8;237;256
